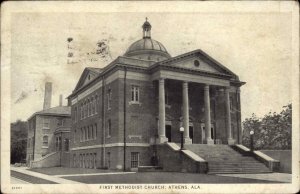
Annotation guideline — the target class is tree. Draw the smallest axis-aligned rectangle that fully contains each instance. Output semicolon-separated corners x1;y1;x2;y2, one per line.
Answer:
242;104;291;150
11;120;28;163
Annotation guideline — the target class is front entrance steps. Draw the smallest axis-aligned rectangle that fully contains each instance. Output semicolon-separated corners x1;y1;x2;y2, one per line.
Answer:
183;144;272;174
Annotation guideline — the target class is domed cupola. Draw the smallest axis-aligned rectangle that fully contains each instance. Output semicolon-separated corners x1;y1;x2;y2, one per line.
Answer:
124;18;171;61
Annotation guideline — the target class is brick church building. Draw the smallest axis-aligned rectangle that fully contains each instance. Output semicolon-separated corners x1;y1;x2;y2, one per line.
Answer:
67;19;246;171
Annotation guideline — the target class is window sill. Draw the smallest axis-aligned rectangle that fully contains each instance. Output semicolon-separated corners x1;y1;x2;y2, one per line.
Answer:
129;101;141;106
42;146;49;149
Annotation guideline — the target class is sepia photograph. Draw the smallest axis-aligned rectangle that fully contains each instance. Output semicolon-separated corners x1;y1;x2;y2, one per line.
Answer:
1;1;299;193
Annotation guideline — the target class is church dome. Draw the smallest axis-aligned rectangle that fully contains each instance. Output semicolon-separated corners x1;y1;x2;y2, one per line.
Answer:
124;18;171;61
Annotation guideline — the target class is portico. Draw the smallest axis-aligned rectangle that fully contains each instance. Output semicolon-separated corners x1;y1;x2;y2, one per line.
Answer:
153;69;238;145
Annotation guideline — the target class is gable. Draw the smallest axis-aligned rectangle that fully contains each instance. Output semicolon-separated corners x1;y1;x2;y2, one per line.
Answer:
158;49;238;78
171;56;220;73
74;68;101;91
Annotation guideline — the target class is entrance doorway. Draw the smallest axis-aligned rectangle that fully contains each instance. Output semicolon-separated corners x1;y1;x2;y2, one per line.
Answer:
165;125;172;142
189;126;194;143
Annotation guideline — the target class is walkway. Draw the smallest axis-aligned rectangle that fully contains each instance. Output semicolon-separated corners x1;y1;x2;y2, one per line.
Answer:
216;173;292;183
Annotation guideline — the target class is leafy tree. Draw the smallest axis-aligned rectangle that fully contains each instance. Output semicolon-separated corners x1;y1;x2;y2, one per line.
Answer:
242;104;291;150
11;120;28;163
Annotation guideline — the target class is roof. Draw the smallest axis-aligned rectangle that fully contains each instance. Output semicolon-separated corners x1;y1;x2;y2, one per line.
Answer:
125;38;169;54
28;106;71;121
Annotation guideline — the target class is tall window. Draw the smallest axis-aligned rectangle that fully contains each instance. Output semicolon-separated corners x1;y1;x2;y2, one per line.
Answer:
73;154;76;167
84;101;87;118
94;153;97;169
94;124;97;139
130;116;139;135
107;152;111;168
74;107;77;122
165;89;170;105
64;138;69;151
81;103;83;119
42;136;48;146
107;119;111;137
107;89;112;110
131;152;139;168
43;118;50;128
91;97;95;115
230;97;233;111
85;127;88;141
87;126;90;140
131;85;139;102
87;99;90;117
91;125;94;139
80;128;83;142
95;95;98;114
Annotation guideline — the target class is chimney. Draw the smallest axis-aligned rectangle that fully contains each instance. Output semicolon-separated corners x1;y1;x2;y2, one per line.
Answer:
43;82;52;110
59;94;63;107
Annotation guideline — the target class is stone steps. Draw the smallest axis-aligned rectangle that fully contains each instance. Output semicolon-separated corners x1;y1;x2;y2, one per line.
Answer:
184;144;271;174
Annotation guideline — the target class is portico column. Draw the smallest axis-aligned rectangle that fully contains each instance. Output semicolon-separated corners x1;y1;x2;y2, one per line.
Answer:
225;87;235;145
182;81;192;144
157;78;168;143
204;84;214;144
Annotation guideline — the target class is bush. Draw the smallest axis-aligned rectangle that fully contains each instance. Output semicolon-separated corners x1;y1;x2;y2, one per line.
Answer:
242;104;291;150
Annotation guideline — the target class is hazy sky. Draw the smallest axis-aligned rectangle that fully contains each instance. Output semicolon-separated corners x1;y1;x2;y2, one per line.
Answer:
10;4;294;123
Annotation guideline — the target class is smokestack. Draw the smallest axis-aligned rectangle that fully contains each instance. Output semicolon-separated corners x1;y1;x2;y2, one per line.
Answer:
59;94;63;107
43;82;52;110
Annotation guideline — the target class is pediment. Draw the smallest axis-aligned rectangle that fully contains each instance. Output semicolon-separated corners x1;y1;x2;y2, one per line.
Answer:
158;49;237;78
74;68;102;91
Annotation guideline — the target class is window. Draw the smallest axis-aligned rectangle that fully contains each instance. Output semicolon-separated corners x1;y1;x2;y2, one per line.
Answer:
107;119;111;137
84;102;87;118
74;107;77;122
43;128;50;134
130;116;139;135
131;85;139;102
230;97;233;111
107;89;112;110
91;125;94;140
57;118;64;127
59;136;62;151
194;60;200;67
81;103;83;119
95;95;99;114
94;153;97;169
64;138;69;151
43;118;50;128
94;124;97;139
131;152;139;168
87;126;90;140
165;89;170;105
85;127;88;141
91;97;95;115
28;138;31;148
74;129;76;143
107;152;111;168
73;154;76;167
87;99;90;117
43;136;48;146
80;128;83;142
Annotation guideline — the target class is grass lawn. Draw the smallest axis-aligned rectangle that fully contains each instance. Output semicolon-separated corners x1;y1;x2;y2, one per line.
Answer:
29;167;117;175
62;172;282;184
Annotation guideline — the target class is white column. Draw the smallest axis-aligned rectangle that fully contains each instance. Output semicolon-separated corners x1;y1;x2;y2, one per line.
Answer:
157;78;168;143
183;81;192;144
225;87;235;145
204;84;214;144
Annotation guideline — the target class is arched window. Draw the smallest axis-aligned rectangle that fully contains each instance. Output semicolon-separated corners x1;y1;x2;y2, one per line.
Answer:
43;136;48;146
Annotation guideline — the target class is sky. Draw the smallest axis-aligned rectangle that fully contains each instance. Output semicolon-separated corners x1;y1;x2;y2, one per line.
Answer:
10;6;294;123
